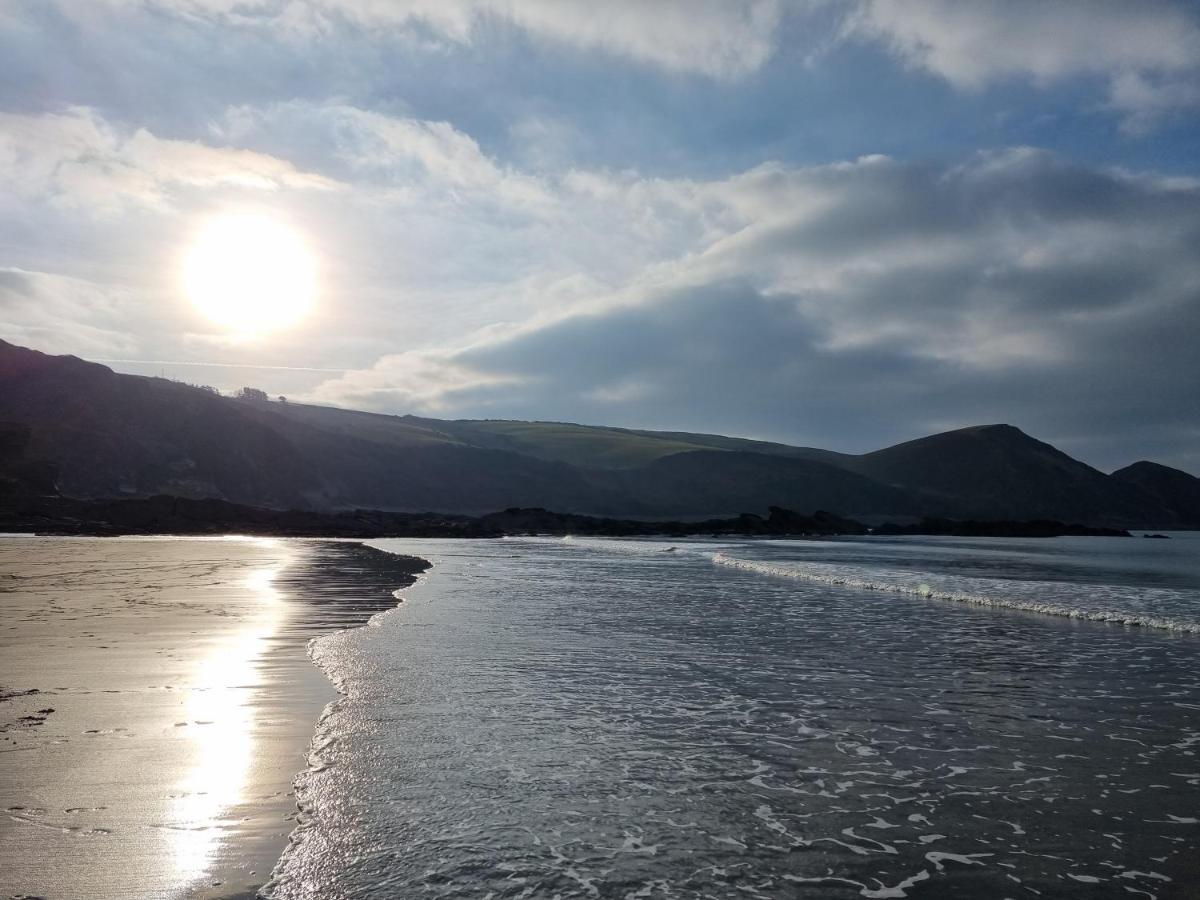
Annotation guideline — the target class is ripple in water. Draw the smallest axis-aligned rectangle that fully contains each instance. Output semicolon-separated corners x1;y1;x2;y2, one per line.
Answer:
266;536;1200;899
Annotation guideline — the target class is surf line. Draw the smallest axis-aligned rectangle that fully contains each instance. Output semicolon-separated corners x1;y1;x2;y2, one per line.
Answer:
709;552;1199;634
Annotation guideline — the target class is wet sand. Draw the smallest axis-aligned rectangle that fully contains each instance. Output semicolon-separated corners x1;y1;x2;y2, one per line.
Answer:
0;536;427;899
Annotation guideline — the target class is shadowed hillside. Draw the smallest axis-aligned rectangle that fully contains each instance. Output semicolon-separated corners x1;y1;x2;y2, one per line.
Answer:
0;340;1192;526
0;341;611;513
1111;461;1200;527
837;424;1169;527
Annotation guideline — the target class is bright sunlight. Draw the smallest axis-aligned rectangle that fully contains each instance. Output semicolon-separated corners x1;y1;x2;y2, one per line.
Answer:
183;211;316;334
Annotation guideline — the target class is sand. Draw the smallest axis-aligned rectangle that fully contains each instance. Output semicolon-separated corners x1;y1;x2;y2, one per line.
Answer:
0;536;426;899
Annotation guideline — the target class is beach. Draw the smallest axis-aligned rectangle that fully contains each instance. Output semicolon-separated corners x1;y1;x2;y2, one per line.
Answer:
0;536;426;899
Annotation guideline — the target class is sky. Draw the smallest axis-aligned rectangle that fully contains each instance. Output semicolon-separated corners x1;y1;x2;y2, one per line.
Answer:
1;1;1199;473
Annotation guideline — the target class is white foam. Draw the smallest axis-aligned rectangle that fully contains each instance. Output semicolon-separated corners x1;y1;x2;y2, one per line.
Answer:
925;851;993;871
710;553;1200;634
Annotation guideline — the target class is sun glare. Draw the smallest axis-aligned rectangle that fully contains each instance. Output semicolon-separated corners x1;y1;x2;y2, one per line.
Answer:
183;212;316;334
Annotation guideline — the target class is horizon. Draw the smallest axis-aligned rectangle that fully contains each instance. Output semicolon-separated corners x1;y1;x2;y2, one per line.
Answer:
2;2;1198;474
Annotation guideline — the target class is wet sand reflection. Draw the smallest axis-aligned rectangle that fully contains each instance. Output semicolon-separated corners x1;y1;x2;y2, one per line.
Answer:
0;536;427;900
168;556;286;886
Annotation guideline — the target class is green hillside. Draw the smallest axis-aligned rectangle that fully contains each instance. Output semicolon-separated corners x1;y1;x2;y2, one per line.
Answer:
432;420;716;468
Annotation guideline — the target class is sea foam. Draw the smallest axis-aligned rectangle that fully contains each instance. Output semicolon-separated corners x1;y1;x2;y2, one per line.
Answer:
710;552;1200;634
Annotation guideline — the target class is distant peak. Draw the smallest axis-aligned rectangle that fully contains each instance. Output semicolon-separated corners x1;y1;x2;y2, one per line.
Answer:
1113;459;1198;479
971;423;1024;435
924;423;1032;443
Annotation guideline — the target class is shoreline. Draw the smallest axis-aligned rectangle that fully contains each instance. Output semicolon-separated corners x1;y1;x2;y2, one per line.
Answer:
210;541;432;899
1;493;1150;539
0;536;428;900
259;543;429;898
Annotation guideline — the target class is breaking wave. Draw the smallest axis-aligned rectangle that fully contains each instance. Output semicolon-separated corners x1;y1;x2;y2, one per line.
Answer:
711;552;1200;634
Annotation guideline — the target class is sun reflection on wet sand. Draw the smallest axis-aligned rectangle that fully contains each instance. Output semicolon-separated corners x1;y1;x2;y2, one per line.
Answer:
0;537;389;899
168;546;288;888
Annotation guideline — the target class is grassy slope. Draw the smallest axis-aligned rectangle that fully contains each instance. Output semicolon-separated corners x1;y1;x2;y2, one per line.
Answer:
266;402;461;449
433;420;715;468
270;406;734;469
272;406;848;470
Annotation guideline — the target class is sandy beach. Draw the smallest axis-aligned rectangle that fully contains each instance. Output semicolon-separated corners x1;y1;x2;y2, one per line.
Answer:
0;536;427;899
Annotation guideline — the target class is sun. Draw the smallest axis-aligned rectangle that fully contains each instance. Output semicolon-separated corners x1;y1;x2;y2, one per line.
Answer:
183;211;317;334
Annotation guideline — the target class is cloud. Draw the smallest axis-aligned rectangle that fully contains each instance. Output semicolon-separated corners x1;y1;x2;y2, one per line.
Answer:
0;102;742;370
0;267;143;357
0;107;337;214
309;149;1200;469
46;0;782;79
218;102;553;211
847;0;1200;131
8;0;1197;167
1109;71;1200;136
477;0;782;79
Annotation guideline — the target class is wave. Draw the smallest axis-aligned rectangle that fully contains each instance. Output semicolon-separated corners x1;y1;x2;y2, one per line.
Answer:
710;552;1200;634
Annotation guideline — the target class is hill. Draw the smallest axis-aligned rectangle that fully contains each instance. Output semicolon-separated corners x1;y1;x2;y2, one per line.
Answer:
0;340;1192;526
1110;461;1200;527
838;424;1168;526
0;341;609;513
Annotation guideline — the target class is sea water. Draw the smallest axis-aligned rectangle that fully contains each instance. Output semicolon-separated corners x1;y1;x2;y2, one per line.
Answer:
265;534;1200;898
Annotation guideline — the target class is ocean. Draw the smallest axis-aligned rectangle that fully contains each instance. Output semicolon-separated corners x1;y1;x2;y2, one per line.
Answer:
264;532;1200;899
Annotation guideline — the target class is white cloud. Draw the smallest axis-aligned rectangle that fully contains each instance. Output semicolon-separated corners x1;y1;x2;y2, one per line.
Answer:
220;102;554;211
1110;70;1200;136
849;0;1200;86
308;346;524;413
482;0;782;79
847;0;1200;130
0;107;338;213
0;268;142;357
0;104;742;358
68;0;782;79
